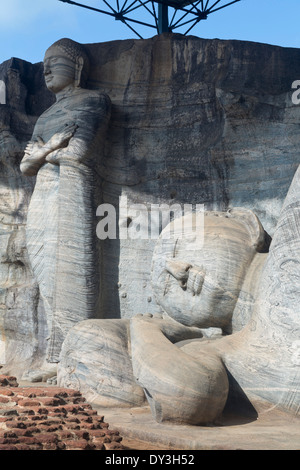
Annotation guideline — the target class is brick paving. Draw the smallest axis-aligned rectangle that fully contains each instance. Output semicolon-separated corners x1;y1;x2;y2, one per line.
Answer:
0;374;125;450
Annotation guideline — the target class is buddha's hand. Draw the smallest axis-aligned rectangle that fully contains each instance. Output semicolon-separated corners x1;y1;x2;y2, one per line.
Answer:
165;259;206;296
24;136;45;156
46;122;78;153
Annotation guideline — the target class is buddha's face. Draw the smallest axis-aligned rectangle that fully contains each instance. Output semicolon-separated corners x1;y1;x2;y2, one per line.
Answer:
152;212;260;331
43;45;77;94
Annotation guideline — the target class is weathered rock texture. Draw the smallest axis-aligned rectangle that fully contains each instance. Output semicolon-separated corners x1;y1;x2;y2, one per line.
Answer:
0;34;300;375
66;165;298;425
0;58;53;375
219;163;300;415
86;34;300;320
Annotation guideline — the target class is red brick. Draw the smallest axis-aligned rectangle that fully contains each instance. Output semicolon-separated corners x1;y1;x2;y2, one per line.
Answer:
38;418;60;426
63;416;80;423
0;430;14;438
37;389;69;398
62;423;80;431
37;424;63;433
17;399;41;407
70;397;86;404
65;439;96;450
5;387;19;394
78;415;93;423
91;435;111;443
48;413;66;420
81;422;97;430
22;388;46;397
0;389;14;396
58;430;73;439
14;444;32;450
17;436;40;445
80;403;93;410
62;404;80;413
30;407;49;415
0;437;11;444
47;387;81;397
77;410;98;418
106;429;120;437
36;397;65;406
88;430;106;438
15;429;34;437
0;396;10;403
0;416;13;423
0;376;18;388
104;441;124;450
20;421;37;429
16;410;36;417
15;443;42;450
90;438;105;449
5;376;18;384
72;430;90;440
36;433;59;443
3;429;28;438
0;376;9;386
5;420;27;429
51;406;67;413
0;444;18;450
42;442;61;450
29;414;46;421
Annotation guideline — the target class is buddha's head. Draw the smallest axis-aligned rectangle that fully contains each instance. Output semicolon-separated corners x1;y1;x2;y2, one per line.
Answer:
151;208;270;333
43;38;90;94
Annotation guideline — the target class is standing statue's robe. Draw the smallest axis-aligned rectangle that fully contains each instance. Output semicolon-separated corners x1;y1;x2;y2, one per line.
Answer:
24;88;111;362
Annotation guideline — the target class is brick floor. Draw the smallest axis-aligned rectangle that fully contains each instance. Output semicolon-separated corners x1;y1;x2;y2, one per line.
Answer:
0;374;124;451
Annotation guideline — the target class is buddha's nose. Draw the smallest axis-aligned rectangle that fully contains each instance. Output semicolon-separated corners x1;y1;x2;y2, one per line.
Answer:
44;63;51;75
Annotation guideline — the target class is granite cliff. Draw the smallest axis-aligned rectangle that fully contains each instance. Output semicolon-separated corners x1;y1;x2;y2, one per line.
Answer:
0;34;299;374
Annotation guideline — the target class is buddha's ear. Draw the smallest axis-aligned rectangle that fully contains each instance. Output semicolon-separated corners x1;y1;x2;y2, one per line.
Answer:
227;208;272;253
74;56;84;87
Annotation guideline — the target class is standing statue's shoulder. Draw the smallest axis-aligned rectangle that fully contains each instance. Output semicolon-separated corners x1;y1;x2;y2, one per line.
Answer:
79;88;111;109
73;88;111;119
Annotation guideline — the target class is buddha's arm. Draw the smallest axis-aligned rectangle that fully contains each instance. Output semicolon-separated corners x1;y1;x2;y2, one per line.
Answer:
20;124;77;176
130;314;229;425
20;138;48;176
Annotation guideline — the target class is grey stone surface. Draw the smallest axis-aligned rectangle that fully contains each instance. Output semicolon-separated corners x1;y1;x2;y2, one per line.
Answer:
0;58;53;376
0;34;299;414
219;164;300;414
85;34;300;319
100;405;300;450
58;164;300;427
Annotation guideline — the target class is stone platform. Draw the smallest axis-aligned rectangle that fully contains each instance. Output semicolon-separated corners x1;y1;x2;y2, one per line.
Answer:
100;404;300;450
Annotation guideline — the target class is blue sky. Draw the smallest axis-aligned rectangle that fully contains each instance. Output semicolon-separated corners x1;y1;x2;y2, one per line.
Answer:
0;0;299;65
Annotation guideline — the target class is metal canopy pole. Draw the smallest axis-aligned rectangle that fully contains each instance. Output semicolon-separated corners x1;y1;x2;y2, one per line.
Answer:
158;3;169;33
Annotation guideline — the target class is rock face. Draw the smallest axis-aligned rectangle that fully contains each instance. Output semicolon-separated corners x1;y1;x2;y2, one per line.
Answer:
220;164;300;415
0;58;53;375
0;34;299;375
86;34;300;319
